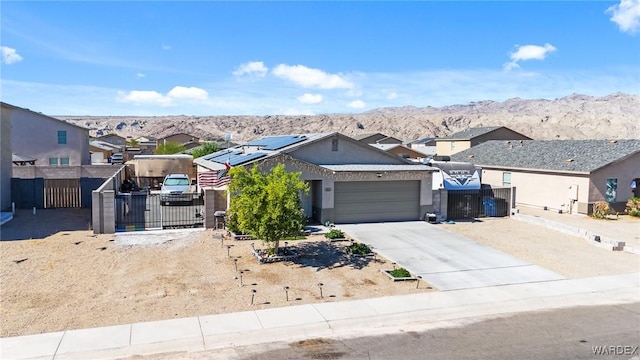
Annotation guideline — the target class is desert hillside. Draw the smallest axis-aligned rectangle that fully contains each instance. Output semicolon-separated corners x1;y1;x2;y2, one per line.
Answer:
59;93;639;143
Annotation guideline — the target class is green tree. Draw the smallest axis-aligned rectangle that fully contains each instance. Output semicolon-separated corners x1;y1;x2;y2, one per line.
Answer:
127;138;139;147
154;141;185;154
190;142;219;158
228;163;308;254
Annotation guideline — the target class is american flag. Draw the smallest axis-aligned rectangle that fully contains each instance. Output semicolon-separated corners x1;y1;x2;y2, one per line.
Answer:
198;165;231;188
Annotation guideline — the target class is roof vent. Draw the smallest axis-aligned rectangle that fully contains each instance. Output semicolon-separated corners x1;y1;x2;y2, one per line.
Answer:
566;158;574;163
505;140;511;144
610;140;617;144
468;155;474;159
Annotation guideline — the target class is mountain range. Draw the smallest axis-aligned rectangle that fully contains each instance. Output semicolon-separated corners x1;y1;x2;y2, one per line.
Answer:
59;93;639;143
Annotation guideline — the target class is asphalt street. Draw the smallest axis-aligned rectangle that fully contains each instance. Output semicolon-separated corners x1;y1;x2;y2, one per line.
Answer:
139;303;640;360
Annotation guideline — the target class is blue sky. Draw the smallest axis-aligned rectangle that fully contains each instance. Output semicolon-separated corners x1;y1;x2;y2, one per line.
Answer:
1;1;639;116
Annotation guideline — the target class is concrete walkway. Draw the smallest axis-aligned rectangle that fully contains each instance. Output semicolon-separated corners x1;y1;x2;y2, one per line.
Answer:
1;272;638;360
340;222;565;291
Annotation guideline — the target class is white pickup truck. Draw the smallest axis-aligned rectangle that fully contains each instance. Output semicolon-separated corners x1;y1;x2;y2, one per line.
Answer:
159;173;201;205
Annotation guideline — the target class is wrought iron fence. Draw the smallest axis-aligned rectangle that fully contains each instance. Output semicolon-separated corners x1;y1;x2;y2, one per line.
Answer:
447;187;511;220
115;192;204;231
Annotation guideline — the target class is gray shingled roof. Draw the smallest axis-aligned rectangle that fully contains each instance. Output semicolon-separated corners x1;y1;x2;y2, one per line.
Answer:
321;164;435;172
450;140;640;173
440;126;503;140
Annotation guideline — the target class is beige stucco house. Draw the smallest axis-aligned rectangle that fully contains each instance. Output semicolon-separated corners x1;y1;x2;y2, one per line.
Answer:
436;126;532;156
451;139;640;214
4;102;90;167
195;133;436;224
158;132;200;150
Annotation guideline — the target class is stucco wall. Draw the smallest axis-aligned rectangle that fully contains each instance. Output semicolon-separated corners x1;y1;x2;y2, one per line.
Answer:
12;108;90;166
481;168;590;213
1;106;12;211
289;135;406;165
436;140;471;156
590;153;640;209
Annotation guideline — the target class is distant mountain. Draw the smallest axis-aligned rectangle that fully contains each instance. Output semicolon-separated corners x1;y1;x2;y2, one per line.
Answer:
60;93;639;143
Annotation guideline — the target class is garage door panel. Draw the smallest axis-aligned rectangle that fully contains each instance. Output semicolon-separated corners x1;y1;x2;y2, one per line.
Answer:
333;181;420;223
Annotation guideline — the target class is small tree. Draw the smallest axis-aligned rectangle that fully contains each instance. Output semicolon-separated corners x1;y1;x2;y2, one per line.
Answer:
155;141;185;155
190;142;219;159
228;163;308;254
127;138;139;147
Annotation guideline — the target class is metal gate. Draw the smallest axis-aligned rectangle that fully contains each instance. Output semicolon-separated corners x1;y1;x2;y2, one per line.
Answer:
44;179;81;208
447;187;511;220
115;192;204;231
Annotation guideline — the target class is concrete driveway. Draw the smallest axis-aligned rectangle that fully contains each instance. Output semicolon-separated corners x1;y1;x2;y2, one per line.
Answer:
340;221;565;291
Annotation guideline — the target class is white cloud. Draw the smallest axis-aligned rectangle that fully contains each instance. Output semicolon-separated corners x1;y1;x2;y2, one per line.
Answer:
167;86;209;100
118;90;173;106
387;91;398;100
347;100;366;109
298;93;323;104
118;86;208;106
1;46;23;64
504;43;557;71
136;73;145;78
233;61;269;77
606;0;640;34
272;64;354;89
161;44;171;50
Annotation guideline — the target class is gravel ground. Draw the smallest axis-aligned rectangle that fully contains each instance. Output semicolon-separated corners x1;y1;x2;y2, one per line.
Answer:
1;210;433;337
1;209;638;338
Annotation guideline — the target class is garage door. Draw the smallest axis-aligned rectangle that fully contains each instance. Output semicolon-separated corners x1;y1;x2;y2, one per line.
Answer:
333;181;420;223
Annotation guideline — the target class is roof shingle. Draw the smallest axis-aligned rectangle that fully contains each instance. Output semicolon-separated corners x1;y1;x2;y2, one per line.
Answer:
450;139;640;173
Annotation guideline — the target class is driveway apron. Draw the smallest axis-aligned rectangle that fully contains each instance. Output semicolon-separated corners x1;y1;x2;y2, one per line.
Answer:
340;221;565;291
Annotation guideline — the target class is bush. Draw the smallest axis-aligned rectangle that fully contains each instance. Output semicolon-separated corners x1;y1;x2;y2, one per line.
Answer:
592;201;611;219
389;267;411;278
324;229;345;239
626;197;640;217
347;242;372;255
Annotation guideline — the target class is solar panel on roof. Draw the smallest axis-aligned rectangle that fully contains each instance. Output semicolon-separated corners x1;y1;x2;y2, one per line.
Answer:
245;135;306;150
229;152;267;166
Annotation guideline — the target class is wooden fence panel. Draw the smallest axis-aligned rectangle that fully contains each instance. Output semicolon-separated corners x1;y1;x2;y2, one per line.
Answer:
44;179;81;208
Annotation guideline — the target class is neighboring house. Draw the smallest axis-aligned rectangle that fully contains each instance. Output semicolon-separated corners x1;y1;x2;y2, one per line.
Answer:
158;132;200;150
96;134;127;149
450;139;640;214
370;143;428;162
90;140;122;163
355;133;403;144
195;133;437;224
1;105;12;211
405;137;437;156
3;102;90;167
436;126;532;156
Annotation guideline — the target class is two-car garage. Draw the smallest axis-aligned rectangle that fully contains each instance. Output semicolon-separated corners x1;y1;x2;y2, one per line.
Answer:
333;181;421;223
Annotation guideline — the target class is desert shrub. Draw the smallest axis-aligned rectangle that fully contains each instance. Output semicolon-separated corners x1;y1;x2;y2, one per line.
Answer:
591;201;611;219
625;197;640;217
389;267;411;278
225;212;240;234
325;229;345;239
347;242;372;255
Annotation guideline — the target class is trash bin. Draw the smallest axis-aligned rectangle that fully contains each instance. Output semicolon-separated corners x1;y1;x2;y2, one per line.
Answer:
482;197;497;217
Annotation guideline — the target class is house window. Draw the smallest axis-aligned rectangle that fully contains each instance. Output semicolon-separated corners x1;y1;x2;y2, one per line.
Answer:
332;139;339;151
49;157;59;166
605;178;617;203
502;172;511;187
58;130;67;144
60;157;70;166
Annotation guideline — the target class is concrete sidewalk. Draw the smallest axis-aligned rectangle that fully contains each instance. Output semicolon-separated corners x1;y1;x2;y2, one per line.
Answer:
2;272;638;360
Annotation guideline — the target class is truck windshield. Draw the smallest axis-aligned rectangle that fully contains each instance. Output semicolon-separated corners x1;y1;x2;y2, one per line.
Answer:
164;178;189;186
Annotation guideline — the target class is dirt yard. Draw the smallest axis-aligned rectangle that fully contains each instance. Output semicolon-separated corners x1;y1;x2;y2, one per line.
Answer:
0;210;434;337
1;209;638;338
